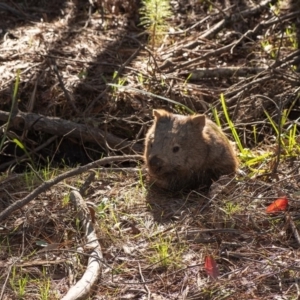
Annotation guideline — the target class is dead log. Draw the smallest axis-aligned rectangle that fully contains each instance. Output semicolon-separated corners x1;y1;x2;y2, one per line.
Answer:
0;110;143;154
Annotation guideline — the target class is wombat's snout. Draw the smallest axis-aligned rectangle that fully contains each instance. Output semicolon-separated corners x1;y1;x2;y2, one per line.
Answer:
149;155;163;171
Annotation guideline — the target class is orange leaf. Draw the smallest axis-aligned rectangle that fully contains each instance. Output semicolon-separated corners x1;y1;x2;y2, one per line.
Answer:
266;196;288;213
204;255;219;280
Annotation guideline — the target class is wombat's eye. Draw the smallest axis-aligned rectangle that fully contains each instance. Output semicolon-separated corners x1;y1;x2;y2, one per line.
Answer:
173;146;180;153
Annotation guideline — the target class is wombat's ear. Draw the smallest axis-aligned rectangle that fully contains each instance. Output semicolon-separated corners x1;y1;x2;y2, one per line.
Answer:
153;109;170;119
191;114;206;127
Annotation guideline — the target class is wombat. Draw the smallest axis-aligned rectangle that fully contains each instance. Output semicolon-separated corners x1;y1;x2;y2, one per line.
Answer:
144;109;238;191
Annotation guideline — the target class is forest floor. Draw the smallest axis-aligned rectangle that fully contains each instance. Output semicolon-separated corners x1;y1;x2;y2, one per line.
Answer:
0;0;300;299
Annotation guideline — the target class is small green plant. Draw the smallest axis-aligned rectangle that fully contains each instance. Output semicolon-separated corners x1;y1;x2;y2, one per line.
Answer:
111;71;127;98
41;164;54;181
118;77;126;87
182;73;192;95
0;70;20;151
1;72;57;181
252;125;257;145
220;94;249;158
137;166;145;190
269;3;280;16
285;24;298;49
139;0;172;49
96;198;110;219
137;73;145;86
244;152;273;172
261;40;276;58
223;202;241;215
62;193;70;206
219;94;273;172
287;123;298;153
24;170;35;190
78;69;88;80
149;236;183;269
75;217;81;230
211;106;222;127
12;138;34;166
10;267;28;298
151;238;172;268
264;109;300;157
39;277;51;300
112;263;126;275
174;104;191;115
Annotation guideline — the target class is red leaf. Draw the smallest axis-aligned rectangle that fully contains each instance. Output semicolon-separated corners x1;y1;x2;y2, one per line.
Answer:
266;196;288;213
205;255;219;280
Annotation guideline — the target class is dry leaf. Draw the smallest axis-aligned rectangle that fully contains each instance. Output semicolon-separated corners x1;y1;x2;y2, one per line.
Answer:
204;255;219;280
266;196;288;213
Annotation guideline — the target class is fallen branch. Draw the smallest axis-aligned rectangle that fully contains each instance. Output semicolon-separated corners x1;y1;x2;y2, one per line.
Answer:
0;154;142;222
0;110;143;154
62;191;102;300
184;67;268;79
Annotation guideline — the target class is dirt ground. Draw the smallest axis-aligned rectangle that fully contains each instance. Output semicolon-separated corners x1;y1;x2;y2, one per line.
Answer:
0;0;300;299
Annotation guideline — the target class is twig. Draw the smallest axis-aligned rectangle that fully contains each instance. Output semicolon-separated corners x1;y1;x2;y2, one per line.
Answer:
224;73;271;101
138;262;151;300
168;16;211;35
230;22;262;54
272;49;300;69
50;58;80;114
285;212;300;247
0;264;13;300
200;17;228;39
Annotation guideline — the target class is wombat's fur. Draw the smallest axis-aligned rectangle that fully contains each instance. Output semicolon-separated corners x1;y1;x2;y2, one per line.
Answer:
144;109;238;191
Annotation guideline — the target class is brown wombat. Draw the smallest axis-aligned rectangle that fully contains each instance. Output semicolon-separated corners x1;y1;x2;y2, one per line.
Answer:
144;109;238;191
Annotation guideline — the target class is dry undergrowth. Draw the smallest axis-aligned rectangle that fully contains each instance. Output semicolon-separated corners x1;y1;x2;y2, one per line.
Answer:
1;162;300;299
0;0;300;299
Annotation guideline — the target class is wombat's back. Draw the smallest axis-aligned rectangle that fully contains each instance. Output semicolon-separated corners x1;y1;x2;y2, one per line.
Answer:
144;109;238;191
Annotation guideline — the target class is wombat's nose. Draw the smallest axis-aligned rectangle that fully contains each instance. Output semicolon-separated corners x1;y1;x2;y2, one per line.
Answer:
149;156;163;168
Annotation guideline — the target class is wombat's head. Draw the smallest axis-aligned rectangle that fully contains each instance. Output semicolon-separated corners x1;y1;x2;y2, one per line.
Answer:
144;109;208;190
